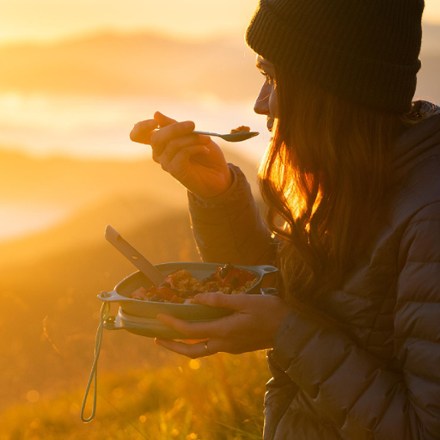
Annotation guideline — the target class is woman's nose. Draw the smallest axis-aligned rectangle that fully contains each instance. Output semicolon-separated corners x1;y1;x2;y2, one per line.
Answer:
254;84;270;115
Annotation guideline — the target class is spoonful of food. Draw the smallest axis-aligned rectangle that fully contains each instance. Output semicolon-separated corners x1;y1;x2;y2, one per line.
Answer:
193;126;259;142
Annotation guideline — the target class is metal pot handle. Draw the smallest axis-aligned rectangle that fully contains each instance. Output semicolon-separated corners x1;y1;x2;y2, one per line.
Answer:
253;264;278;274
97;290;129;303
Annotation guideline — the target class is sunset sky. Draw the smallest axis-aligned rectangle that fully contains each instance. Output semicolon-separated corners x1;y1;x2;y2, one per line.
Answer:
0;0;257;43
0;0;439;43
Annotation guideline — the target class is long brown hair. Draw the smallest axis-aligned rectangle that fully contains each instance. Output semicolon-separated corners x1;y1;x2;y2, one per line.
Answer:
259;69;407;302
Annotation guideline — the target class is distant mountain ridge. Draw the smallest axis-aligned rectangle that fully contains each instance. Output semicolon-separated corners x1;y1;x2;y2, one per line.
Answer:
1;24;439;101
0;30;260;100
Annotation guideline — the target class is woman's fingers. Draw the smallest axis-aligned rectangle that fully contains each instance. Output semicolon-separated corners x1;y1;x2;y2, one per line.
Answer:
129;112;191;148
165;133;210;157
155;292;290;357
159;145;210;174
152;133;209;164
129;119;158;144
150;120;195;150
130;112;231;197
192;292;253;311
155;338;216;359
156;313;230;339
154;111;177;127
154;295;258;340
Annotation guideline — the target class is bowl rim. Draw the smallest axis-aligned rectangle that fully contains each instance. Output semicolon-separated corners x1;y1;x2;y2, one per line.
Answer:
99;261;278;307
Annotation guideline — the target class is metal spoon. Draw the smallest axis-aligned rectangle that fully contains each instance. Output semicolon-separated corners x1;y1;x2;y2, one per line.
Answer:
193;130;259;142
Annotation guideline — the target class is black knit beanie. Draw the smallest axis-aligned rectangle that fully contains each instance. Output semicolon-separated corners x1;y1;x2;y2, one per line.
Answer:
246;0;424;113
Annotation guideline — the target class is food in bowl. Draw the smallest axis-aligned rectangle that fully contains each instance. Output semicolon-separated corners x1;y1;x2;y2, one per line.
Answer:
130;264;257;304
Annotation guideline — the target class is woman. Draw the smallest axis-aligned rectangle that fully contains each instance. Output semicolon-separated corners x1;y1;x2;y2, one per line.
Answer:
130;0;440;438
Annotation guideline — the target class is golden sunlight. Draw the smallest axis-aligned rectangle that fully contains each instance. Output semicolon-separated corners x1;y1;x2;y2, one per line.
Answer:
0;0;257;43
0;0;438;45
0;1;439;438
425;2;440;23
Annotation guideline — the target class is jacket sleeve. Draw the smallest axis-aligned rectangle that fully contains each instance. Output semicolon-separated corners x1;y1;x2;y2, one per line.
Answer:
268;201;440;440
187;164;277;265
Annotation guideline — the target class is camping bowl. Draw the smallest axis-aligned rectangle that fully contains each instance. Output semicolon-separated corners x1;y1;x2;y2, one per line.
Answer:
98;262;278;338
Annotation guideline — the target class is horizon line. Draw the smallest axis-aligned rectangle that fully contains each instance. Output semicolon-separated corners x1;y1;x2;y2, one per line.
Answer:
1;16;439;47
0;26;244;47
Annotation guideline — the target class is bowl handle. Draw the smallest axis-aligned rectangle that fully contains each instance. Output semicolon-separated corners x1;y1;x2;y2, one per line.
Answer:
251;264;278;289
256;265;278;274
80;302;110;422
97;290;128;303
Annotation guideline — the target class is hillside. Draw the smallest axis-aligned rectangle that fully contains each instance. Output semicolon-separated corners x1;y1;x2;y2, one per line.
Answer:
0;146;258;260
0;149;259;412
0;146;258;205
0;148;185;206
0;203;198;411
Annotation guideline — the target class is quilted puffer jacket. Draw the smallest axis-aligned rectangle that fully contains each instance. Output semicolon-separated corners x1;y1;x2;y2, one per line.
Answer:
188;103;440;439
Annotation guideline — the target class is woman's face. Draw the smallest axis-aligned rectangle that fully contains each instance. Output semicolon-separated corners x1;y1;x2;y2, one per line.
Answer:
254;55;278;132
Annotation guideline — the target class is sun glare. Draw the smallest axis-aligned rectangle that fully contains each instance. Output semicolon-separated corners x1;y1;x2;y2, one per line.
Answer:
424;2;440;24
0;0;257;44
0;0;439;438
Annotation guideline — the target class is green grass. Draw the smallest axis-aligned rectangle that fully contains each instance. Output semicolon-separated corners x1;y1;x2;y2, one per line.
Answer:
0;351;269;440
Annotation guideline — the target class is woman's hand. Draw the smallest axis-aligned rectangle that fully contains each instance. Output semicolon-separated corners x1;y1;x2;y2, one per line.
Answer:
130;111;232;198
155;292;291;358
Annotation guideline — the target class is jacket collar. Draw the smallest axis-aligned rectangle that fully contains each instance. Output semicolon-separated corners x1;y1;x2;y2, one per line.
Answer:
394;101;440;175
